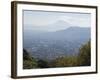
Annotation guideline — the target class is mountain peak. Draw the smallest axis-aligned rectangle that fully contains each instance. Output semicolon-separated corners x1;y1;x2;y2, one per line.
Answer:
54;20;70;25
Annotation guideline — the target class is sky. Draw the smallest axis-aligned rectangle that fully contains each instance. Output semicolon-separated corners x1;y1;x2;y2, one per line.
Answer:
23;10;91;31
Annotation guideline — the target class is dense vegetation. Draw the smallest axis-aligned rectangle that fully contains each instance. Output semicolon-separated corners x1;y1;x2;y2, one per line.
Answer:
78;41;91;66
23;41;91;69
23;49;38;69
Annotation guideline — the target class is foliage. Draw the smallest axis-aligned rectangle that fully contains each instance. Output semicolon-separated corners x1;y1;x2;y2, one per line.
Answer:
37;59;49;68
23;60;38;69
78;41;91;66
50;56;78;67
23;49;38;69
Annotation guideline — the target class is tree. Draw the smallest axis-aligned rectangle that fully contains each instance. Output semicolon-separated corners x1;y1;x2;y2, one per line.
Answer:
37;59;49;68
23;49;38;69
23;49;31;60
78;41;91;66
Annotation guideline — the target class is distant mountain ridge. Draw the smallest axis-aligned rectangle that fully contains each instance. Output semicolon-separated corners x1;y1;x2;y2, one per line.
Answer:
23;26;90;60
27;27;90;42
51;27;90;41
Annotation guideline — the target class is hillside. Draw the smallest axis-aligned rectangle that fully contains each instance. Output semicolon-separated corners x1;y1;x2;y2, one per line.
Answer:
23;26;90;60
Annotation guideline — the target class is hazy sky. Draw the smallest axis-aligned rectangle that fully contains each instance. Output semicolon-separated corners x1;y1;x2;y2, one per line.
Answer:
23;10;91;31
